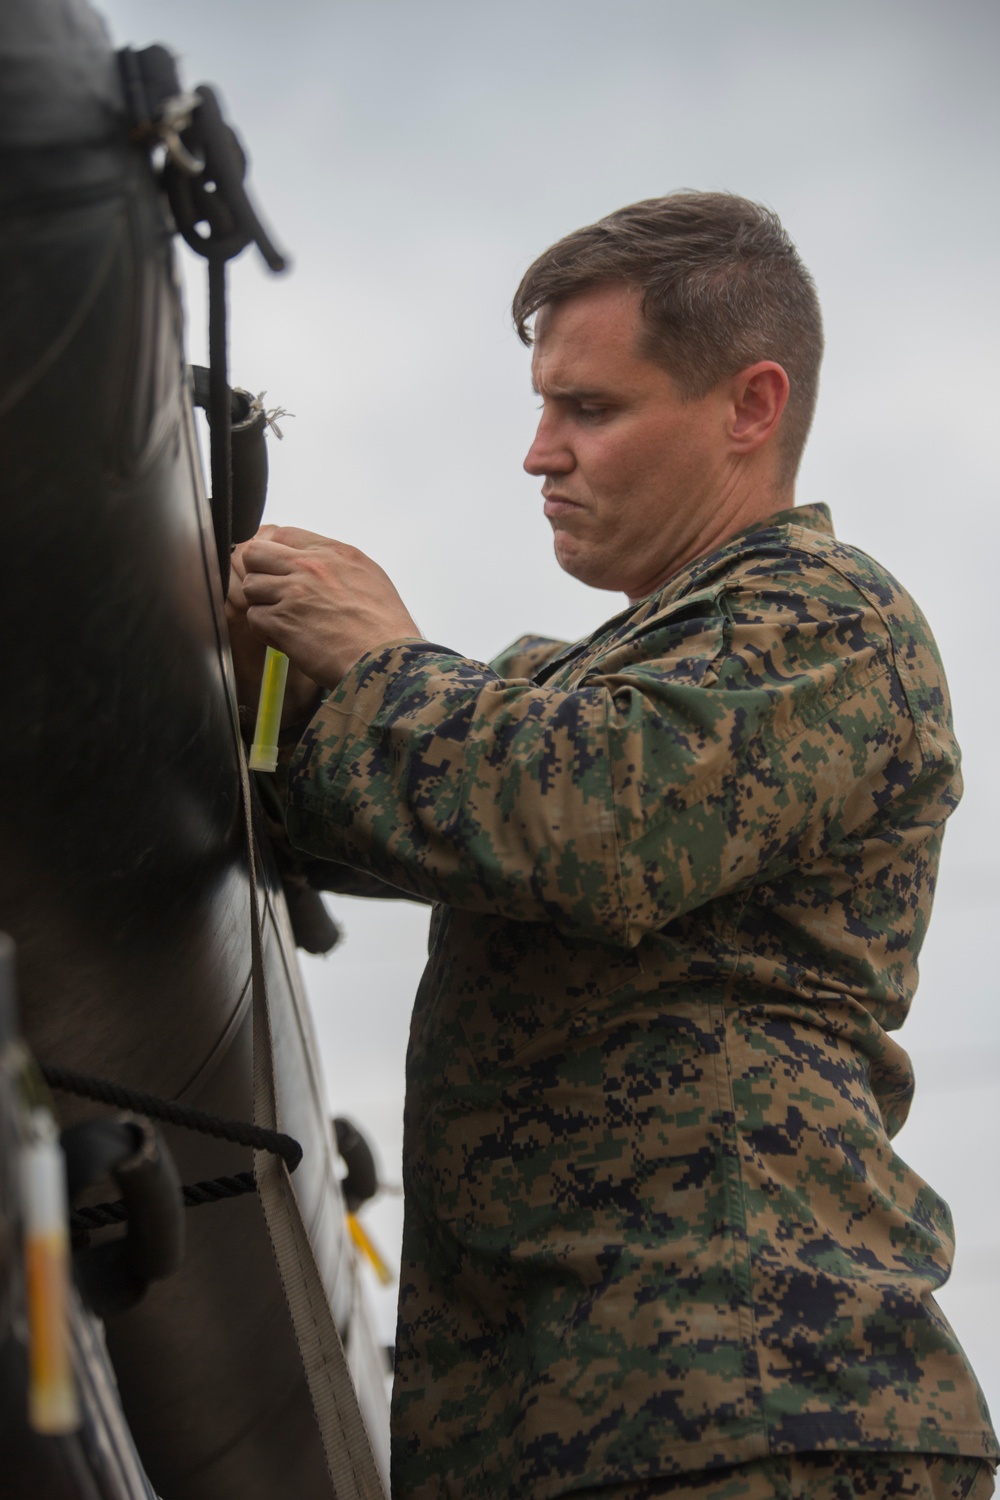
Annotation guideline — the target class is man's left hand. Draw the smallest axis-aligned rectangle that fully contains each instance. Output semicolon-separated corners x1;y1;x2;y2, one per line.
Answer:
238;526;423;688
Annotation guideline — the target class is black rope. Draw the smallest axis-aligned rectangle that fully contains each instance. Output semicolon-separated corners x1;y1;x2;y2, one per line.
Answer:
71;1171;257;1239
182;1170;256;1207
46;1064;301;1245
42;1064;302;1172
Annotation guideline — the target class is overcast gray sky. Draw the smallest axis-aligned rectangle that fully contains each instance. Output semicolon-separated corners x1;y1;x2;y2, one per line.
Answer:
100;0;1000;1402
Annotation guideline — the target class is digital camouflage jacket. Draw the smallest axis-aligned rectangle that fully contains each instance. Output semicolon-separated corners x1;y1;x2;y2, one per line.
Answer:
284;504;998;1499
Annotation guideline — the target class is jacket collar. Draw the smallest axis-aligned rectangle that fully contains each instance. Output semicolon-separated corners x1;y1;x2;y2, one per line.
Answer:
535;505;835;679
633;502;836;619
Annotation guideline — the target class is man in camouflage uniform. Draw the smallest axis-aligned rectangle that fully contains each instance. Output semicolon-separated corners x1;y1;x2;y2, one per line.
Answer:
228;194;997;1499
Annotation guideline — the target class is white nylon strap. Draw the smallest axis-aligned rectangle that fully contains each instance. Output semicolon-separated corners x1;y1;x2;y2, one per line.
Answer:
240;751;387;1500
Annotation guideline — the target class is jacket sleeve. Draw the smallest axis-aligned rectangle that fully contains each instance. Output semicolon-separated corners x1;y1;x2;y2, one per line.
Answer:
284;584;920;946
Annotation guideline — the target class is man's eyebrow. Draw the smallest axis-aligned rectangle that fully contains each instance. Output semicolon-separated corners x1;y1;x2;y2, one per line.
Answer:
531;382;612;401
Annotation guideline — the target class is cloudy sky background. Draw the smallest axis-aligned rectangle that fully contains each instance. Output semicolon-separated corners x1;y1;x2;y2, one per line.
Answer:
100;0;1000;1406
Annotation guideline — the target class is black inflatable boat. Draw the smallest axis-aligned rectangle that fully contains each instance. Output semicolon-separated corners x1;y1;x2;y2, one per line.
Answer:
0;3;389;1496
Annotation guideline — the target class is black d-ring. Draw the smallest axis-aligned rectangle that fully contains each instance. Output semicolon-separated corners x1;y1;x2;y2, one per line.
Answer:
61;1115;184;1319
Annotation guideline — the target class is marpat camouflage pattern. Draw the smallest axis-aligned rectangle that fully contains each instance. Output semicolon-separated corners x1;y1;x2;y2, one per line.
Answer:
572;1450;993;1498
284;505;998;1498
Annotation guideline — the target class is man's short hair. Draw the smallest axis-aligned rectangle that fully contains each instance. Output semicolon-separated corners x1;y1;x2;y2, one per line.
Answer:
512;191;823;482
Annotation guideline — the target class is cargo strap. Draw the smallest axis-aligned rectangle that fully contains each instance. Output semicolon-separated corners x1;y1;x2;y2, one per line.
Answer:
239;751;387;1500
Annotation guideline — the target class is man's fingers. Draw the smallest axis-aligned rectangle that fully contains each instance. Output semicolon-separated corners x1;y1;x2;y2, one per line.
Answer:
230;539;252;582
241;537;304;576
265;525;330;550
226;571;248;612
242;571;285;605
245;604;293;654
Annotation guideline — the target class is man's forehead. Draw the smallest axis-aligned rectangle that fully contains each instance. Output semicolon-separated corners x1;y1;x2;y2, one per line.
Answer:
533;282;641;342
530;283;648;393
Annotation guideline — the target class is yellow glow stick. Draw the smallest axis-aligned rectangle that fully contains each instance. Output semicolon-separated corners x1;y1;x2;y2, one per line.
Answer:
248;646;289;772
22;1110;79;1434
347;1212;393;1286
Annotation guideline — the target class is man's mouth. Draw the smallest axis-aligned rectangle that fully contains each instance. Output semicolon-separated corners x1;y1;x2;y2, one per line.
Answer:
543;494;584;519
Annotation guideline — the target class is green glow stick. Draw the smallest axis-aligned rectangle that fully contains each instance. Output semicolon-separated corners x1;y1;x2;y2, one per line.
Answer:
248;646;289;772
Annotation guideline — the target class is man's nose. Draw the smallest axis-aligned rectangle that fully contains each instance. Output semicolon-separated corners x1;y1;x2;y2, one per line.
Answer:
523;415;573;478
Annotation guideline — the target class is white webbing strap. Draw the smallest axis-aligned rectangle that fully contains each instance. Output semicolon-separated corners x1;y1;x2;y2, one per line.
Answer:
239;752;387;1500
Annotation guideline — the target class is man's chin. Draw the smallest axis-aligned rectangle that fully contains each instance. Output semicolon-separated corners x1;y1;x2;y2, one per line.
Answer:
553;538;623;594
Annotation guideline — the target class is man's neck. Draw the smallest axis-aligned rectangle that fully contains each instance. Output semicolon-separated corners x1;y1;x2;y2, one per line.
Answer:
626;485;795;604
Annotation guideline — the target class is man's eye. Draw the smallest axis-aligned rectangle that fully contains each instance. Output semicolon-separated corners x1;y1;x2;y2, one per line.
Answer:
577;405;608;421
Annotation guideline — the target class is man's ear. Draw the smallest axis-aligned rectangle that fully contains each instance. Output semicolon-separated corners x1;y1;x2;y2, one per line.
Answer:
728;361;790;455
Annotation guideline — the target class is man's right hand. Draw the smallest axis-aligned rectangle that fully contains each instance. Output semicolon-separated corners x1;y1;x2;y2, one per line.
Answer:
226;526;323;729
